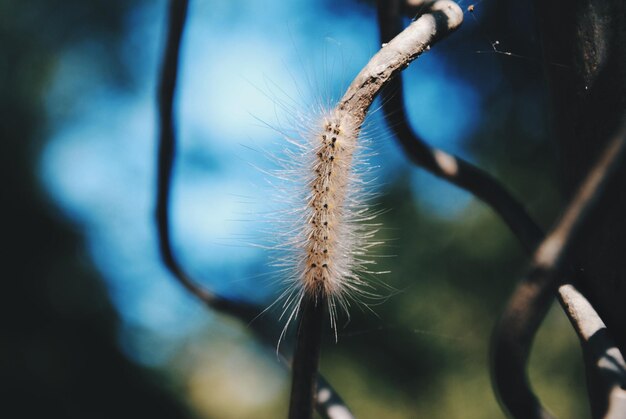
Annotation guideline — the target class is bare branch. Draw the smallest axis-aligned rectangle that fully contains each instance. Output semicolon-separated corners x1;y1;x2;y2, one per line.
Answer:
288;2;463;417
377;1;626;417
316;375;355;419
558;284;626;419
492;118;626;419
288;293;326;419
340;0;463;128
377;0;543;254
156;0;258;322
156;2;352;418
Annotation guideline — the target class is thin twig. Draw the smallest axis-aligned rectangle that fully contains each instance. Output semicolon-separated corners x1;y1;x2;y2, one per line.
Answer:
156;0;257;321
288;2;463;417
155;2;353;418
492;119;626;419
288;293;326;419
558;284;626;419
377;1;626;417
316;375;355;419
377;2;544;415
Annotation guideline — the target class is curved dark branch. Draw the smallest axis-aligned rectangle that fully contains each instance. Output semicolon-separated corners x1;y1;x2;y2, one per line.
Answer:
492;119;626;419
558;284;626;419
378;1;626;418
377;0;543;253
155;2;353;418
288;293;326;419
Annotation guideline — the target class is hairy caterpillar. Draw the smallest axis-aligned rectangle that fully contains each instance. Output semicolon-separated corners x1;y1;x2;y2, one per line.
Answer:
266;106;382;343
260;0;463;346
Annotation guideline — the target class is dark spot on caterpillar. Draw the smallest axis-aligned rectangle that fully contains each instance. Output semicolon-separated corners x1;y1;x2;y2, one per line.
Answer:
323;204;328;208
322;134;327;141
331;137;337;143
330;143;335;149
325;187;329;191
323;236;328;240
317;152;323;158
323;249;328;253
311;263;317;268
328;171;332;176
329;156;334;161
322;263;328;268
323;221;328;226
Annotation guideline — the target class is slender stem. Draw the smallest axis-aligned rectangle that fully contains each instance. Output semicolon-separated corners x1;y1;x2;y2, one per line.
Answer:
557;284;626;419
156;0;256;320
315;375;354;419
288;293;326;419
339;0;463;128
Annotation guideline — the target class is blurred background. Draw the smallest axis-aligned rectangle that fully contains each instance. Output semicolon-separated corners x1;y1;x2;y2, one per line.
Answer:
2;0;589;417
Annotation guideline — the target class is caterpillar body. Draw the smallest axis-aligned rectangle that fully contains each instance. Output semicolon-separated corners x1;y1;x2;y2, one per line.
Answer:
269;107;381;340
266;0;464;342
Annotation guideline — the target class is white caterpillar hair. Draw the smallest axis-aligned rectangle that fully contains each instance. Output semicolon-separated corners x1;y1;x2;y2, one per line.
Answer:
259;0;463;345
264;102;383;343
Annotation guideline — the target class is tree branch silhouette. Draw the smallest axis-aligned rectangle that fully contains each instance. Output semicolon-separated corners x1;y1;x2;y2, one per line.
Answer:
493;119;626;419
378;1;626;417
156;1;626;418
156;2;353;418
377;0;543;254
156;0;257;321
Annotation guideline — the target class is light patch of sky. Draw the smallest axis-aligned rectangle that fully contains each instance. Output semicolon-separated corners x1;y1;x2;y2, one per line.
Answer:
402;49;482;218
404;56;481;155
410;170;474;220
39;0;483;364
